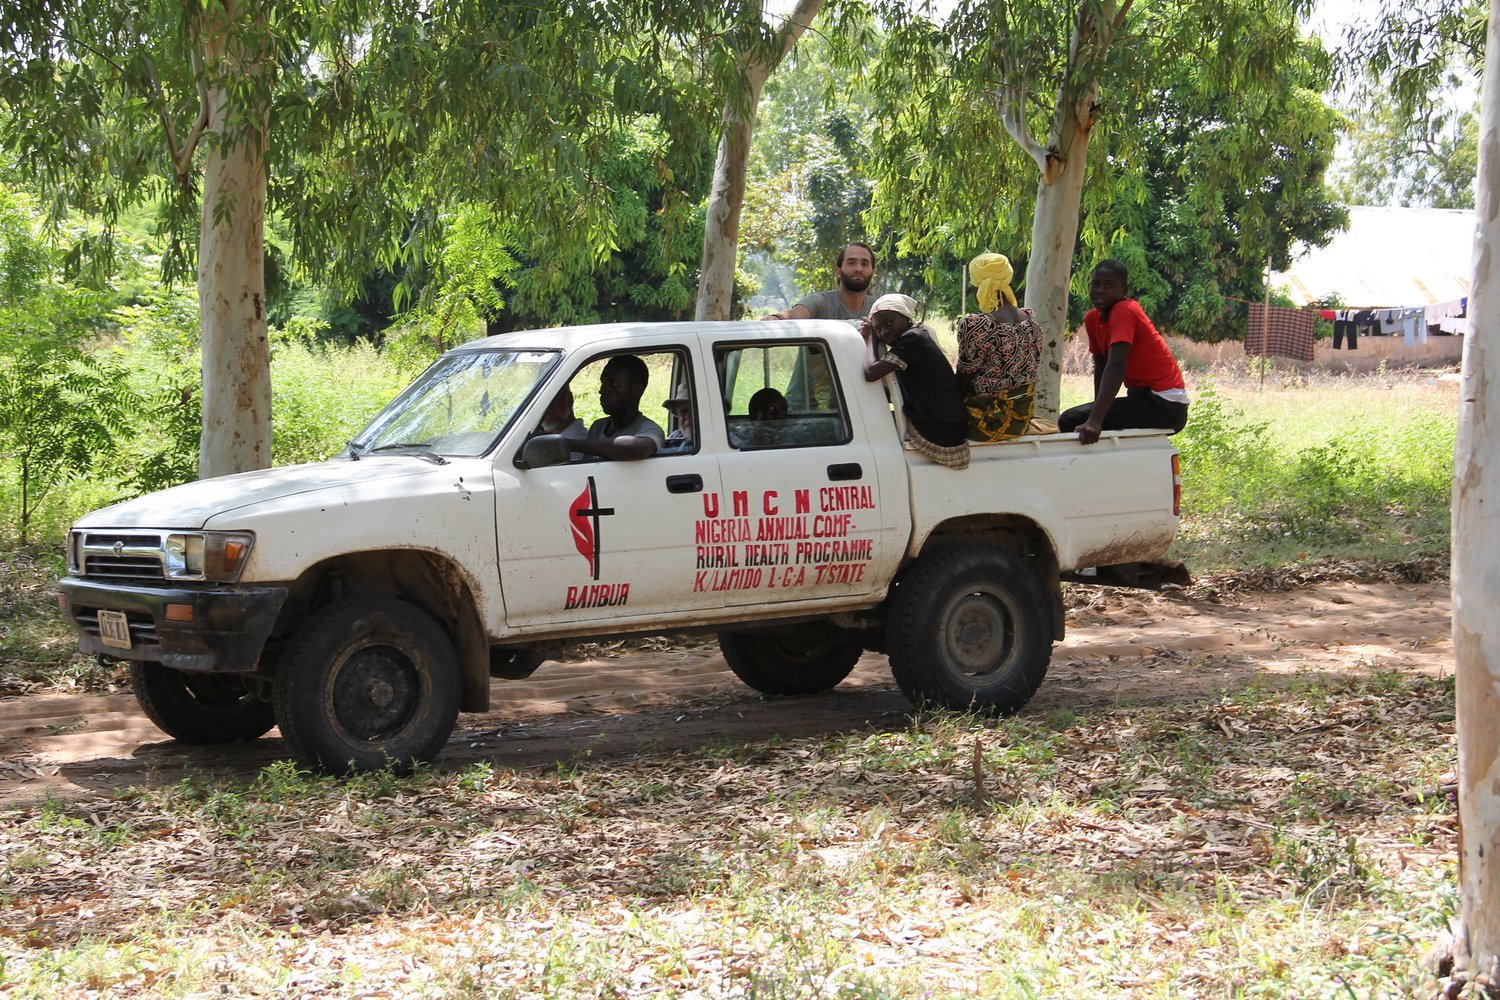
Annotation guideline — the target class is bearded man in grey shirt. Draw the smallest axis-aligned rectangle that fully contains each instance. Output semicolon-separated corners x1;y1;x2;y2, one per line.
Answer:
763;242;876;321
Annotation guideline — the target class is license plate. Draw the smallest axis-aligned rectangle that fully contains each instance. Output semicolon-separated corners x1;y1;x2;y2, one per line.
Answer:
97;609;132;650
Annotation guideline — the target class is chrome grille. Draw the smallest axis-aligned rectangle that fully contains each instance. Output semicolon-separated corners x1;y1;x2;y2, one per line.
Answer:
75;531;167;581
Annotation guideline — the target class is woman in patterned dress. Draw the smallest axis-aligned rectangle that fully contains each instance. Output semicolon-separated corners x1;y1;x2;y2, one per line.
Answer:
956;252;1044;442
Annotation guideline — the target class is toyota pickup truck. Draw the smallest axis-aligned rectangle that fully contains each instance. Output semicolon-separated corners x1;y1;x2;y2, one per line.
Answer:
57;320;1184;773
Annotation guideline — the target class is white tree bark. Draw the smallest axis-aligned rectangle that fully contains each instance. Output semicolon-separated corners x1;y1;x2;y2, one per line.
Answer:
1450;0;1500;988
1021;85;1097;420
695;0;825;322
997;1;1128;420
196;1;272;479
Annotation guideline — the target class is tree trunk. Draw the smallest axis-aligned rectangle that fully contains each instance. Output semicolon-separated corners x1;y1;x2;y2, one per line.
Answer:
1449;2;1500;991
695;0;825;322
196;2;272;479
1023;84;1097;421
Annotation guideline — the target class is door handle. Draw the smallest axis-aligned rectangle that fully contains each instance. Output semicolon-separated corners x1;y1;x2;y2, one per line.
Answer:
827;463;862;481
666;474;704;494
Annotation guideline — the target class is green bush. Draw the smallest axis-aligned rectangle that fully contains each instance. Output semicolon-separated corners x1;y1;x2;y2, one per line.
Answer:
1174;380;1454;569
270;337;410;465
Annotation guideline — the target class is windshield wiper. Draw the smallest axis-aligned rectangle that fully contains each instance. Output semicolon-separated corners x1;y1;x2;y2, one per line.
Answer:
370;442;449;465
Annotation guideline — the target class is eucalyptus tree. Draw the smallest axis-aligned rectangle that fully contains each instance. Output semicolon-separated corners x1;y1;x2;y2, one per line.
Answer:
1082;33;1345;339
1;1;730;478
1333;74;1478;209
1454;3;1500;987
862;0;1321;417
696;0;829;321
1;0;315;478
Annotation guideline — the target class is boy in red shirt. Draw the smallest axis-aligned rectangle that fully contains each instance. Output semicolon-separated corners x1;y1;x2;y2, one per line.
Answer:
1058;259;1189;445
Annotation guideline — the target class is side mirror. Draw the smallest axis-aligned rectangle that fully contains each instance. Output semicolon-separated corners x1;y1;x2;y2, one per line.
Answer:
516;433;573;469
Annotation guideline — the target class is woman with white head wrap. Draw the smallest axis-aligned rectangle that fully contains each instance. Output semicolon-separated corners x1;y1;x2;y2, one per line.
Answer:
861;293;970;470
957;252;1045;441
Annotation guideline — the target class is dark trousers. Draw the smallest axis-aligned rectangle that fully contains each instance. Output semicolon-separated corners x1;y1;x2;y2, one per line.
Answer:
1058;386;1189;434
1333;320;1357;350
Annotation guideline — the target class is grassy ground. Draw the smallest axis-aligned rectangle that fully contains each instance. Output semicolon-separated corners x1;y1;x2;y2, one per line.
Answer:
0;353;1465;996
0;671;1457;997
1067;363;1457;575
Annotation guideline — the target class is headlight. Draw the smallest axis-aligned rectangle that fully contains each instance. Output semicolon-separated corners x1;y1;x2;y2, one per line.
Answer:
165;531;255;582
66;530;81;574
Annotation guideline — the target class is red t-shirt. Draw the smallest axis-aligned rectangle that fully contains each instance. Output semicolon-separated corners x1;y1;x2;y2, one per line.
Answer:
1083;299;1185;393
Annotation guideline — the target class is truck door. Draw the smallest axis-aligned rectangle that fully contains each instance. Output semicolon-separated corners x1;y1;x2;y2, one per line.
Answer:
708;338;889;608
499;346;725;628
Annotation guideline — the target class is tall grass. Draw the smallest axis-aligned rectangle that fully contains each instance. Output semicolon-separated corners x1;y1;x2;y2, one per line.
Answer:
0;337;414;544
1145;371;1455;572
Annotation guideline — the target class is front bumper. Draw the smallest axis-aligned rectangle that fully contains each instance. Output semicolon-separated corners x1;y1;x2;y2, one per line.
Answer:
58;578;289;673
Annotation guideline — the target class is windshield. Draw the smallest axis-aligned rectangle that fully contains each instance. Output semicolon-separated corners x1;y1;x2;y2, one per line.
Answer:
352;349;559;458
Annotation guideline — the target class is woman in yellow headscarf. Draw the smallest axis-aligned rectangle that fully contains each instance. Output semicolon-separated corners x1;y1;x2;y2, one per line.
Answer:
956;252;1045;442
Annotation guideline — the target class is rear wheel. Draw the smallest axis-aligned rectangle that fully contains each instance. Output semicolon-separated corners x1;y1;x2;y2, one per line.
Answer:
131;663;275;744
718;623;863;695
887;544;1053;714
274;596;460;774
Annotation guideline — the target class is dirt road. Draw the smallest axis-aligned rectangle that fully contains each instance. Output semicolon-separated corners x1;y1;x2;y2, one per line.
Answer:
0;577;1451;804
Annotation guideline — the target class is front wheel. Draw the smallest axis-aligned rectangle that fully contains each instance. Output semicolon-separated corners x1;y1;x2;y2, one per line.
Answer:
717;623;863;695
887;544;1053;714
274;596;460;774
130;663;275;744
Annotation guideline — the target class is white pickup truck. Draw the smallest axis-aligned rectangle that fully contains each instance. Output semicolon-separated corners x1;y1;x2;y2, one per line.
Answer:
58;320;1184;773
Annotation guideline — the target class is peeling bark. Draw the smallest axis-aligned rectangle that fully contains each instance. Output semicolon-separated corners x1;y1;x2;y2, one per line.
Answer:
1022;84;1096;420
1449;1;1500;992
695;0;825;322
196;0;272;479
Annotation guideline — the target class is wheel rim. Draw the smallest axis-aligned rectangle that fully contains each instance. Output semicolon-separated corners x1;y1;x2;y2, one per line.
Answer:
938;584;1016;680
329;643;423;744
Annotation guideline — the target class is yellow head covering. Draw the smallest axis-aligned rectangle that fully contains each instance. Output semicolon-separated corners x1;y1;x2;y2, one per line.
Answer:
969;252;1017;311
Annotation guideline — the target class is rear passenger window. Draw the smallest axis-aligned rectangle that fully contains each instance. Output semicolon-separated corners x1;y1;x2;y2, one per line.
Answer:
715;342;852;450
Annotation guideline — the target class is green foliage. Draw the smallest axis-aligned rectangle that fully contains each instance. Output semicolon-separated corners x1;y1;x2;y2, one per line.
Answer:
1172;380;1454;568
109;285;202;493
0;333;138;544
269;338;410;465
483;119;710;331
1082;34;1348;340
1332;73;1478;209
861;0;1344;337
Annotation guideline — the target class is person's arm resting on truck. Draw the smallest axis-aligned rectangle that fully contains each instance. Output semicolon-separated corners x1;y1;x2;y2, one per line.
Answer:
860;315;904;380
571;432;659;461
1077;342;1130;445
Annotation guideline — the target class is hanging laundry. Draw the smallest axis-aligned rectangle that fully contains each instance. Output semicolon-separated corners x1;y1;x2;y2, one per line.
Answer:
1245;304;1316;362
1352;309;1382;338
1332;310;1357;350
1371;308;1424;345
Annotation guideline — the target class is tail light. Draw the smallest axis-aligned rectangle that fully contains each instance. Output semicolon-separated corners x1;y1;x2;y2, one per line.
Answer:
1171;453;1182;517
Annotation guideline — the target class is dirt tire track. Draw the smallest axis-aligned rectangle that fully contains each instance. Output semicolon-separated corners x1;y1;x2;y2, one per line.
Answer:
0;579;1451;804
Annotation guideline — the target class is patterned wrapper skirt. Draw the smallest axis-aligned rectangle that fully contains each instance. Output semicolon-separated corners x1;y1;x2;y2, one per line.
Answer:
905;426;970;470
965;385;1036;443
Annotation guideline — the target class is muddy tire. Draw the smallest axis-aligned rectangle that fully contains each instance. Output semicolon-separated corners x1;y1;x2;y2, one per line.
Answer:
274;596;460;775
887;544;1053;714
130;663;275;744
718;623;863;695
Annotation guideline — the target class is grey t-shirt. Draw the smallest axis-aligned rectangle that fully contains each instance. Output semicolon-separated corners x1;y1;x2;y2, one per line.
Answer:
586;412;666;447
794;288;871;321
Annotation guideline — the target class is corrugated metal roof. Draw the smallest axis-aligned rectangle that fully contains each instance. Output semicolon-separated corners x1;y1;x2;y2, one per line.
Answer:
1271;205;1475;308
